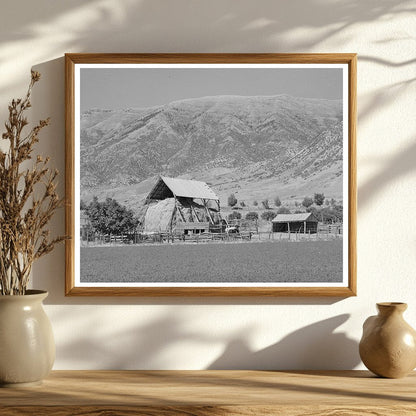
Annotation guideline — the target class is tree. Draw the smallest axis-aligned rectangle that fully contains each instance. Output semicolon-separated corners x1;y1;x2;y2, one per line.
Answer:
262;199;270;209
307;206;323;222
314;193;325;206
240;201;246;208
319;205;343;224
228;193;237;207
80;199;87;210
86;197;138;235
253;200;258;206
277;207;291;214
306;206;318;215
245;211;259;221
274;196;281;207
302;196;313;208
261;211;276;221
333;204;343;222
228;211;242;220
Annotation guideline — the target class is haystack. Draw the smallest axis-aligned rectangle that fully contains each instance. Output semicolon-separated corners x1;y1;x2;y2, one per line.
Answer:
143;198;175;233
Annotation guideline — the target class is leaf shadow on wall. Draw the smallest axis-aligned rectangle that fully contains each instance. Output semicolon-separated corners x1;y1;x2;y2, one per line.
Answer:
54;312;214;369
53;308;359;370
208;314;360;370
358;139;416;210
0;0;414;97
356;53;416;210
57;0;413;53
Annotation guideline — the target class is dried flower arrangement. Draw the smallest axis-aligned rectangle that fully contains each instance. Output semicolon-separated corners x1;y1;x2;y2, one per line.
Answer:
0;71;65;295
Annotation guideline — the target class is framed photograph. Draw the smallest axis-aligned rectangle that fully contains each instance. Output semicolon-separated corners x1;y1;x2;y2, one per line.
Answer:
65;53;356;296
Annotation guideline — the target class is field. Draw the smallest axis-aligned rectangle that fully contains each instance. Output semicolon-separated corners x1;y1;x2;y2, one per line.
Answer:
80;240;343;283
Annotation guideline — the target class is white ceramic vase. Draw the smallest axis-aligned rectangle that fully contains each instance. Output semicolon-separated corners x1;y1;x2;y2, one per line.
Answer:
0;290;55;387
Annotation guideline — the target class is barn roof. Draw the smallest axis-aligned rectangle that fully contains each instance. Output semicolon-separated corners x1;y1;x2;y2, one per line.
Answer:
272;213;318;223
146;176;219;201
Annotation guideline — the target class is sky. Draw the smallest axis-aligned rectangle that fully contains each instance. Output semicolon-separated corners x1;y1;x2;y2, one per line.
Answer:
80;66;343;112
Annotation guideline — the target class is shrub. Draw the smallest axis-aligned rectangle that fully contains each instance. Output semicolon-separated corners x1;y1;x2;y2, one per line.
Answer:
228;193;237;207
261;211;276;221
314;193;325;206
302;196;313;208
228;211;242;220
306;206;318;215
277;207;291;214
261;199;270;209
318;206;343;223
274;196;281;207
245;211;259;221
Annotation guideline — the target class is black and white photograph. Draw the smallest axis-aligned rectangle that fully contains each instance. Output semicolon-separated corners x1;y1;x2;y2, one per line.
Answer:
66;54;356;295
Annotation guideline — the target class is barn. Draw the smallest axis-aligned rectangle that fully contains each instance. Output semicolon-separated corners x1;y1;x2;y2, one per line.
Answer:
271;212;318;233
141;176;222;234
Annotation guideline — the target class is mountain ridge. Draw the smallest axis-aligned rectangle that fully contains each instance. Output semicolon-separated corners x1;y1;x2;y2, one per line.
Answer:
80;94;343;210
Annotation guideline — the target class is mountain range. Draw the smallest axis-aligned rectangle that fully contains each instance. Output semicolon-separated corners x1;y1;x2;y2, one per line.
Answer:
80;94;343;210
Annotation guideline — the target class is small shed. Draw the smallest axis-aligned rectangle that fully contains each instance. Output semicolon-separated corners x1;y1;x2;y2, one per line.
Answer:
271;213;318;234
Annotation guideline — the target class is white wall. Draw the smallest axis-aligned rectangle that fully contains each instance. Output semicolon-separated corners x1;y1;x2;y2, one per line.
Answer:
1;0;415;370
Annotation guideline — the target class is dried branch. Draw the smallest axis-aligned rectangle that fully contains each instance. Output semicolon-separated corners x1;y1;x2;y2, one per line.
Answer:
0;71;66;295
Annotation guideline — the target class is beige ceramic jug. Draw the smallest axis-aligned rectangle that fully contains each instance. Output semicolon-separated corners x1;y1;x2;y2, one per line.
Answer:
359;302;416;378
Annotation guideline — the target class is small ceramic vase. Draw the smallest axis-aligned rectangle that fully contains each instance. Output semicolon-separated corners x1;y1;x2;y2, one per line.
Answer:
359;302;416;378
0;290;55;387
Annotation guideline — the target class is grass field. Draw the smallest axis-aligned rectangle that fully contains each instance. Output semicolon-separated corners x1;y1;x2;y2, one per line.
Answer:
80;240;343;283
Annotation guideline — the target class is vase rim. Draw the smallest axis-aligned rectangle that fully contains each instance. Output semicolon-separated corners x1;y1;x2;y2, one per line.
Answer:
0;290;48;301
377;302;407;311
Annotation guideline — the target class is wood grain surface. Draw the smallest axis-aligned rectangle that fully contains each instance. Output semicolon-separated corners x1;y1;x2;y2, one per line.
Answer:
1;370;415;415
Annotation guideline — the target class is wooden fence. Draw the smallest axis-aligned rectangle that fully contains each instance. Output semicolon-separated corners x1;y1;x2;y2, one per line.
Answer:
81;227;342;246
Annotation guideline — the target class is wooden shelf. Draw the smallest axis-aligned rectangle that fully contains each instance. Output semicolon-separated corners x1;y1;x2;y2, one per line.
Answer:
1;370;415;415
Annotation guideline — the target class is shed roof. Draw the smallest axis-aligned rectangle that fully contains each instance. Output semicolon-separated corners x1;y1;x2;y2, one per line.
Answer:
147;176;219;201
272;213;318;223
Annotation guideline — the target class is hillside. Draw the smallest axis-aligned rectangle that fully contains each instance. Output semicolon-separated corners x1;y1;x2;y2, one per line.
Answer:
80;94;343;210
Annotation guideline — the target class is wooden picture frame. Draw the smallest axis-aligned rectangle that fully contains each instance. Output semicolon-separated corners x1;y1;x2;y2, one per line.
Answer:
65;53;356;296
